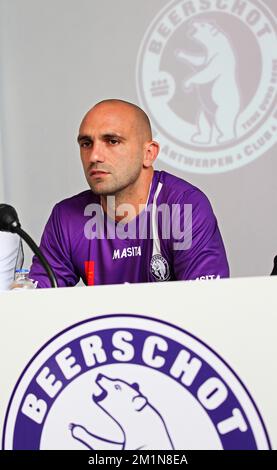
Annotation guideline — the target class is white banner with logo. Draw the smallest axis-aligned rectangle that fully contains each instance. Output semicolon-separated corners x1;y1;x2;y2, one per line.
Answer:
0;276;276;450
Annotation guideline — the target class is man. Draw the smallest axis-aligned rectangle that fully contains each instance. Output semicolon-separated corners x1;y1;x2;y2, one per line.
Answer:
30;99;229;287
0;232;20;291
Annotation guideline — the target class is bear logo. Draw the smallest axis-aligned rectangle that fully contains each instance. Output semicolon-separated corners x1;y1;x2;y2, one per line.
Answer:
150;254;170;281
69;373;174;450
175;20;241;145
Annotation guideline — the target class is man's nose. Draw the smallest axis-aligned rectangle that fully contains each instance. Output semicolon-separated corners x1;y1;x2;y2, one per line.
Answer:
89;141;105;163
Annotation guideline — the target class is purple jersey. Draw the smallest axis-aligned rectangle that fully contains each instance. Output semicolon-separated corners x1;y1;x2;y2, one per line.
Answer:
30;171;229;287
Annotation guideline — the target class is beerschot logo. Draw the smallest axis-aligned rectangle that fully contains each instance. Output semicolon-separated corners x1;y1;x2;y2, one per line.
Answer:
3;315;271;449
150;254;171;281
136;0;277;173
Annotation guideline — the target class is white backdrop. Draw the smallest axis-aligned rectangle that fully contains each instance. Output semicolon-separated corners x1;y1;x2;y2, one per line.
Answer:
0;0;276;276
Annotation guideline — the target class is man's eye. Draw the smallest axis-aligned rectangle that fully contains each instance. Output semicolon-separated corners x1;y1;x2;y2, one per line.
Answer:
115;384;121;390
108;139;119;145
80;141;92;148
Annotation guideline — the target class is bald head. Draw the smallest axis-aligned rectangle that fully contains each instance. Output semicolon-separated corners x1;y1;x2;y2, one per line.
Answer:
78;98;159;200
80;99;152;142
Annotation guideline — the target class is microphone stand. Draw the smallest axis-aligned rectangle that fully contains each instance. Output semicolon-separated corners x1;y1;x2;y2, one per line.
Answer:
271;255;277;276
0;204;58;288
15;226;58;288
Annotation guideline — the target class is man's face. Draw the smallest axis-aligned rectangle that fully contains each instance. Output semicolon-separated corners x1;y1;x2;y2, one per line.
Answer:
78;103;146;196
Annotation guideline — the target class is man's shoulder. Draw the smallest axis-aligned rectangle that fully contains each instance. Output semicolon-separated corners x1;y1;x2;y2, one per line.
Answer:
47;190;100;228
155;170;207;204
54;190;99;212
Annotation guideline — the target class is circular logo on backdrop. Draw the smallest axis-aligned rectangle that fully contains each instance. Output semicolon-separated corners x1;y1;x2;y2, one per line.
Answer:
3;315;271;450
136;0;277;174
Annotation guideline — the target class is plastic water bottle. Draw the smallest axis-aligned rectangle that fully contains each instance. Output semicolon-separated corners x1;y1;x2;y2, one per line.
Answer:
10;269;37;290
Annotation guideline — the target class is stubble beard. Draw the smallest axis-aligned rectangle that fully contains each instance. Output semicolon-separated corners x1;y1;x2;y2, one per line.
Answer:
88;167;142;197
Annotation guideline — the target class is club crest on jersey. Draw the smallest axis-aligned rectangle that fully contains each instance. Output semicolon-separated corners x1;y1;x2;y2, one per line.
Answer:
2;315;271;449
150;254;171;281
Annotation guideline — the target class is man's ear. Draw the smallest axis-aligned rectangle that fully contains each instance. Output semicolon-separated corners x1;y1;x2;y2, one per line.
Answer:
143;141;160;168
132;395;148;411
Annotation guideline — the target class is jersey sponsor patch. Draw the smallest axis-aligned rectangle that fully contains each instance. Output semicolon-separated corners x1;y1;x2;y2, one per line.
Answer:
112;246;142;260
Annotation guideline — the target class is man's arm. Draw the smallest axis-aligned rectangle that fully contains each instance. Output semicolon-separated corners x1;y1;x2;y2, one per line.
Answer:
29;204;80;288
172;190;229;280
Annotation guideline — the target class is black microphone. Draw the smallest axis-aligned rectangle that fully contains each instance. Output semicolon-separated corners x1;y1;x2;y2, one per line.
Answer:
0;204;20;232
0;204;58;288
271;255;277;276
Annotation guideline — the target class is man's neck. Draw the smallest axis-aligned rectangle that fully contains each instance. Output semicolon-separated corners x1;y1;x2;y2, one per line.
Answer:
101;169;154;222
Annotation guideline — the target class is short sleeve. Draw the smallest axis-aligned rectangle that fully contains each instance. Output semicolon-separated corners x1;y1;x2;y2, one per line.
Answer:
172;190;229;280
29;204;79;288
